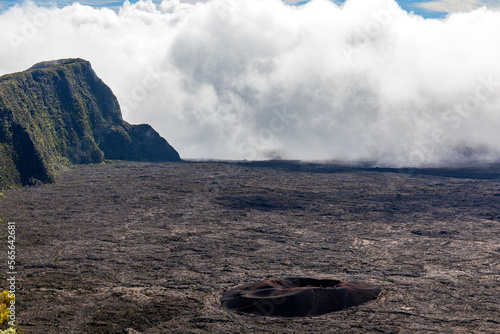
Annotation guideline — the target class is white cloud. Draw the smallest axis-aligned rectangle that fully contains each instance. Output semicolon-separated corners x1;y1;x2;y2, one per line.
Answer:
416;0;500;13
1;0;500;166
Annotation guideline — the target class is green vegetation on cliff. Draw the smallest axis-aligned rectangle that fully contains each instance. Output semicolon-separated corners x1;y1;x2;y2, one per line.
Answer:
0;58;180;190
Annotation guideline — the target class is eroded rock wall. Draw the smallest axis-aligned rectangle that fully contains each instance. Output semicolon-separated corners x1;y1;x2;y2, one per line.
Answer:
0;58;180;189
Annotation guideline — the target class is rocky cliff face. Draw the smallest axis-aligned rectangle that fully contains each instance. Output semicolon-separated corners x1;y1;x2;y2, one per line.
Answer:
0;58;180;189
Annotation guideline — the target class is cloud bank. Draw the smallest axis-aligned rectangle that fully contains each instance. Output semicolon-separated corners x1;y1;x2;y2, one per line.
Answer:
415;0;500;13
1;0;500;166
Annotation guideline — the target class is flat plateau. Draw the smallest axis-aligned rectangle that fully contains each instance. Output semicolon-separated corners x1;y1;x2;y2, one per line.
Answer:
0;161;499;333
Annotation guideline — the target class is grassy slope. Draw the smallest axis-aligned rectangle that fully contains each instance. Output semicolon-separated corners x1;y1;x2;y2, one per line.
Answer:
0;58;180;190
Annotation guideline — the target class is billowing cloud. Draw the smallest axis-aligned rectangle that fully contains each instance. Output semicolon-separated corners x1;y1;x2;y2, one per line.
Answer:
415;0;498;13
1;0;500;166
416;0;500;13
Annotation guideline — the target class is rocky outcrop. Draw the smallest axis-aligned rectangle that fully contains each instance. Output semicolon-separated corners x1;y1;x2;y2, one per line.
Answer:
0;58;180;189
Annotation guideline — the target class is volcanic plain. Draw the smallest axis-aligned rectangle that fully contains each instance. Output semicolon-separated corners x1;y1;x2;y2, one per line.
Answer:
0;160;499;333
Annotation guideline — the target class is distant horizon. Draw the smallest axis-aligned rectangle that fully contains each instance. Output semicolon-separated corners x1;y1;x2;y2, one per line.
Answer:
182;156;500;169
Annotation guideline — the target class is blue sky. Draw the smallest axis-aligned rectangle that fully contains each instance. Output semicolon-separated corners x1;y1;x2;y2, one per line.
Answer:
0;0;498;18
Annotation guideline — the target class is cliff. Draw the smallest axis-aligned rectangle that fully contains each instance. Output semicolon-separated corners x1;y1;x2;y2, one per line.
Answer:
0;58;180;189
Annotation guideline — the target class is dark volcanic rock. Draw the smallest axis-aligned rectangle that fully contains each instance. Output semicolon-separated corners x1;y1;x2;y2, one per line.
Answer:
221;277;381;317
0;161;499;333
0;58;180;189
